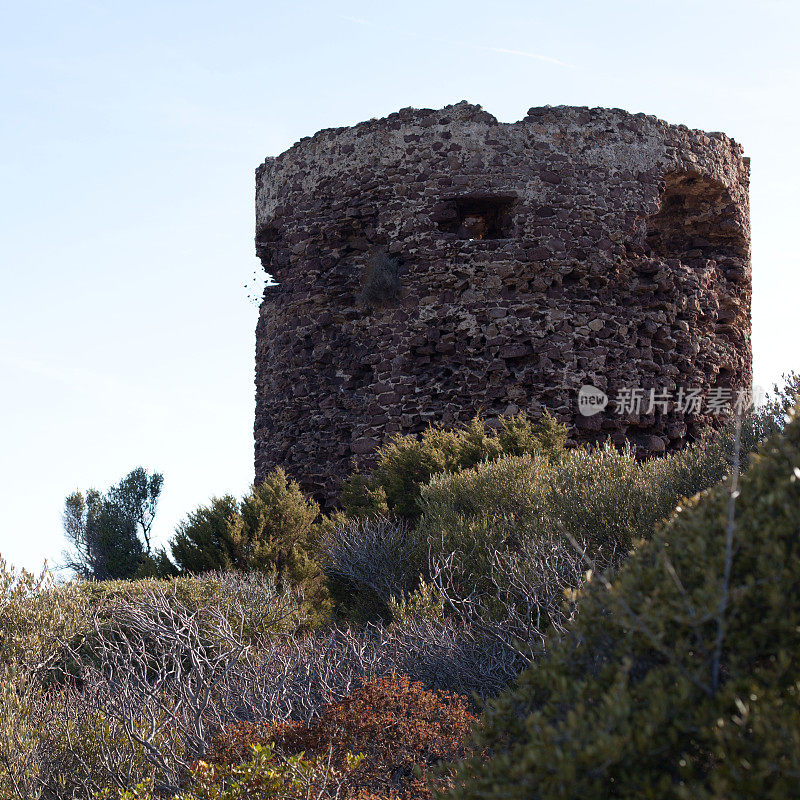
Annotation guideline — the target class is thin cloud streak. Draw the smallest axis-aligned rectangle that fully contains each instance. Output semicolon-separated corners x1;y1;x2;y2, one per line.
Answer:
337;14;575;68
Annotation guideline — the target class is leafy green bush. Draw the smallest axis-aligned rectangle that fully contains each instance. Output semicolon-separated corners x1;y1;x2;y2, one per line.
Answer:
415;444;692;610
167;469;331;622
497;408;568;457
415;397;790;587
343;412;568;520
239;470;322;589
168;495;242;574
345;376;798;524
450;407;800;800
339;472;389;520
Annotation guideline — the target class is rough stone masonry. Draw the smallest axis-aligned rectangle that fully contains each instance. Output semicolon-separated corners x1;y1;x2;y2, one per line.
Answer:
254;102;751;504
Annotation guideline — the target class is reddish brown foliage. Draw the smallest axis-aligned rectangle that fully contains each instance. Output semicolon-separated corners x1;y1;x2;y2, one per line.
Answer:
207;673;479;799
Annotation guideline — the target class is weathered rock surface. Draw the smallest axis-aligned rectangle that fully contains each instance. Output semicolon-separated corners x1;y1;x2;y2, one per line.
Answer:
254;102;751;504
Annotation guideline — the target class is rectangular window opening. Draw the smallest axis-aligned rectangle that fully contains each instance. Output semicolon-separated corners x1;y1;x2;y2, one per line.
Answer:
434;196;516;240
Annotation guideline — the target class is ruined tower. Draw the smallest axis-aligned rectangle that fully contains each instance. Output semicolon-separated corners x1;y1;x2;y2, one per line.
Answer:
254;102;751;502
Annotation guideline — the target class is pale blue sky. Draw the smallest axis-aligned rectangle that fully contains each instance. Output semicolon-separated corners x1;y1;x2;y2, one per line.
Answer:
1;0;798;571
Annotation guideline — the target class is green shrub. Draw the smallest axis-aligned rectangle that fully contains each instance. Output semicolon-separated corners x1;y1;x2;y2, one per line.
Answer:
339;472;389;519
167;469;331;622
415;441;698;597
417;401;785;575
449;407;800;799
343;376;798;524
498;408;568;457
387;578;446;624
371;424;474;520
344;412;568;520
239;470;322;589
169;495;241;574
331;379;798;627
0;562;158;799
0;560;89;671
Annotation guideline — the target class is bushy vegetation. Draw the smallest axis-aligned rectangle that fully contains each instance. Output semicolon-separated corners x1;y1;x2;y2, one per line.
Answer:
206;673;476;800
92;673;474;800
417;429;730;570
341;411;567;520
3;372;795;798
97;744;366;800
167;469;331;622
0;570;311;798
324;397;780;626
0;569;504;798
448;406;800;799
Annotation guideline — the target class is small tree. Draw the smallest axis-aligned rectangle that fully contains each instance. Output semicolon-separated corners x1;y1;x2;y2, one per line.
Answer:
62;491;143;580
61;467;163;580
107;467;164;555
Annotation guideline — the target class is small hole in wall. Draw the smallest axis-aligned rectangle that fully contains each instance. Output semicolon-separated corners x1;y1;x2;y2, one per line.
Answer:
433;196;516;240
715;367;734;387
256;223;281;244
561;269;581;286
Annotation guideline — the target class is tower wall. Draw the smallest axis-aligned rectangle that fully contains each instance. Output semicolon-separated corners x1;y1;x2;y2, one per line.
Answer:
254;102;751;502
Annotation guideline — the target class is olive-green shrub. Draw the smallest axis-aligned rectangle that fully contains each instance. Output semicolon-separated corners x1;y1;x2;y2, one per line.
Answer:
0;567;310;798
0;563;193;799
417;400;785;581
168;469;331;622
342;412;568;520
167;495;242;574
88;571;306;640
0;562;145;799
449;407;800;800
339;472;390;520
331;394;790;626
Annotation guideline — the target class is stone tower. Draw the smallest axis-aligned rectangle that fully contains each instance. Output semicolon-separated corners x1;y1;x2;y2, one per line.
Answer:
254;102;751;503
